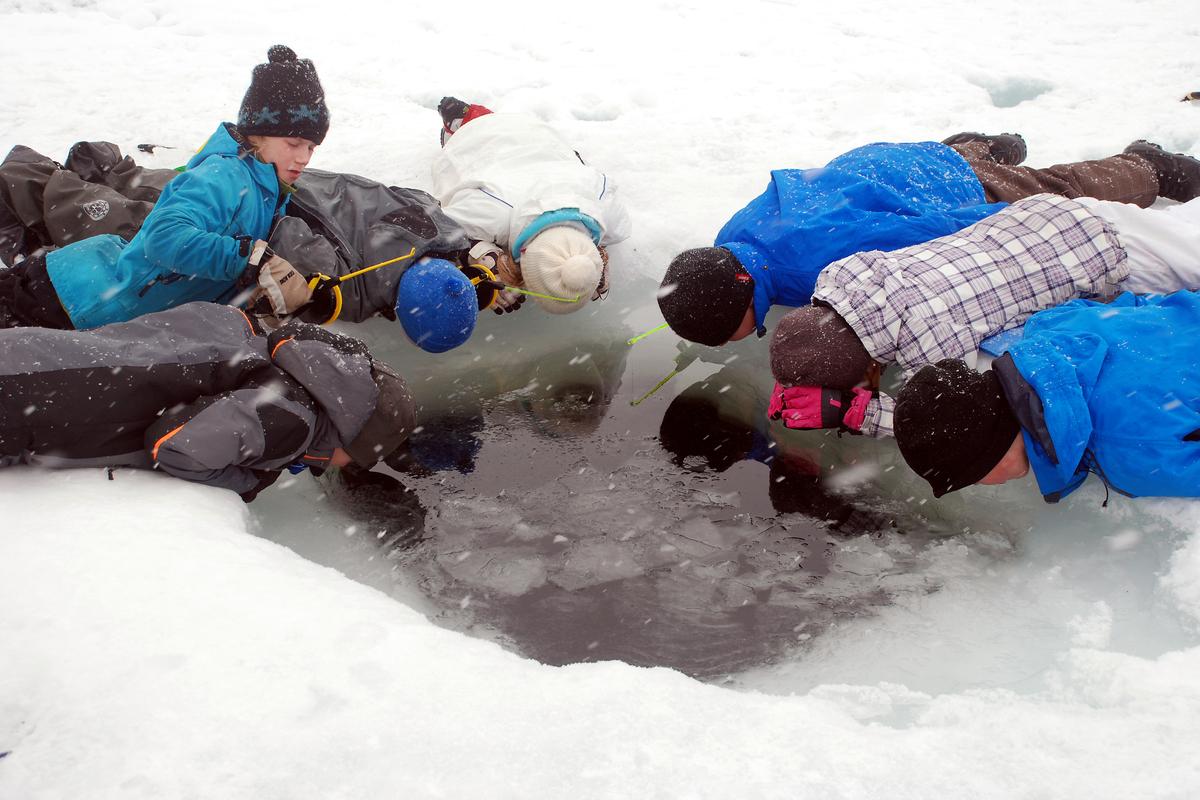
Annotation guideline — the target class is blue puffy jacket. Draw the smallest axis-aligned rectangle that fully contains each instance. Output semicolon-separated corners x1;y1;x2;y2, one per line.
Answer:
715;142;1007;333
45;123;284;329
1002;291;1200;501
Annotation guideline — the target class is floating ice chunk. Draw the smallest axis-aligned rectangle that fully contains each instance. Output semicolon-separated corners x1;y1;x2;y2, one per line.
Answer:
824;462;882;492
1106;529;1142;551
439;549;548;596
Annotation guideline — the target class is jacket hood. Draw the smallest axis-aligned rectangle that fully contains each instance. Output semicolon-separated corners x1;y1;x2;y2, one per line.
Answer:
266;324;378;447
188;122;280;201
1002;329;1106;498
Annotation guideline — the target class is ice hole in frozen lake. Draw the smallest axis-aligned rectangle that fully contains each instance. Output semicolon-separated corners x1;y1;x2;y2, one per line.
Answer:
253;274;1195;688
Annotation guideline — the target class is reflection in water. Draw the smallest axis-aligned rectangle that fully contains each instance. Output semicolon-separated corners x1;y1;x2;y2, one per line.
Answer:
322;465;428;552
659;361;895;531
395;408;485;475
319;334;964;680
303;282;1008;680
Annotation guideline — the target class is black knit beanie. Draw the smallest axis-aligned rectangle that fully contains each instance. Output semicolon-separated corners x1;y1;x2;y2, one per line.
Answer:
658;247;755;346
770;305;873;389
659;390;753;472
894;359;1021;497
237;45;330;144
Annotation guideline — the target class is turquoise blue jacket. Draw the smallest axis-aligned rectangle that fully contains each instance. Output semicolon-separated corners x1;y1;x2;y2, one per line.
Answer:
715;142;1007;334
1002;291;1200;501
46;123;284;329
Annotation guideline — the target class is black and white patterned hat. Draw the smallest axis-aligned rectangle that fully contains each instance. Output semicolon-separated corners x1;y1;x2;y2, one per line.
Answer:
237;45;330;144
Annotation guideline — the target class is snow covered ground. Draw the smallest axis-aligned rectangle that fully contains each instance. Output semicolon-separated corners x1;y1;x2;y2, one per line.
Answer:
2;0;1200;796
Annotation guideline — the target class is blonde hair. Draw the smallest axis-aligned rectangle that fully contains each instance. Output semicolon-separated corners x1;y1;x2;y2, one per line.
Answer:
244;134;268;160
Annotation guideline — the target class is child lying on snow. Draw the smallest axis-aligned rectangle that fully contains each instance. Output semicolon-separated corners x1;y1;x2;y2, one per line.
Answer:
893;290;1200;502
431;97;632;315
655;132;1200;347
0;51;482;354
0;303;414;503
765;193;1200;438
0;45;326;331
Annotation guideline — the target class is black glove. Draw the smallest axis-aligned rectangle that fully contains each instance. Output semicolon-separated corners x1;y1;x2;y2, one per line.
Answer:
492;292;526;315
240;469;281;503
303;275;340;324
267;319;371;359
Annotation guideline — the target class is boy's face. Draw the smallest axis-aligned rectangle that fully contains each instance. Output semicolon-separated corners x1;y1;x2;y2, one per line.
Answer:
252;136;318;185
976;433;1030;486
725;302;757;342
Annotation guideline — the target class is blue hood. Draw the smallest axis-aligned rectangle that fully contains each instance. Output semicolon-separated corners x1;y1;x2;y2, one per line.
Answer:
1008;292;1200;500
714;142;1006;332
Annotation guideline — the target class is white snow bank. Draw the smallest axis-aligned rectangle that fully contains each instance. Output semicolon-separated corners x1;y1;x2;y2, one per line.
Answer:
3;470;1200;798
3;0;1200;795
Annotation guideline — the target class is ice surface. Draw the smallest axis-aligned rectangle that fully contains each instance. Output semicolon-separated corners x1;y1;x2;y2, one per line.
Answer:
3;0;1200;796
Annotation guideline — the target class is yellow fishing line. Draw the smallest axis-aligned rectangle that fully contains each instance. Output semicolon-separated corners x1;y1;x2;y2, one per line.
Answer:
629;367;681;407
627;323;669;346
339;247;417;282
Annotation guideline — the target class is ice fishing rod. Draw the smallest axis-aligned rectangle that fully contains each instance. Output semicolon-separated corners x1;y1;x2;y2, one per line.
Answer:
630;366;684;406
304;247;419;325
303;248;580;325
624;322;681;404
626;322;669;346
460;262;581;310
629;349;699;407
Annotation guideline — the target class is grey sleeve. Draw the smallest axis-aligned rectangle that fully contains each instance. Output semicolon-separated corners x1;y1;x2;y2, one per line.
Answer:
145;388;315;496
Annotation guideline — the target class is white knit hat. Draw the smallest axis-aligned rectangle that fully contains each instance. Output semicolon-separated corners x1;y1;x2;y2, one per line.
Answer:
519;224;603;314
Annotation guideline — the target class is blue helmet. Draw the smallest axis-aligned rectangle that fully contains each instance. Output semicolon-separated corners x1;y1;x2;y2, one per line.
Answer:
394;258;477;353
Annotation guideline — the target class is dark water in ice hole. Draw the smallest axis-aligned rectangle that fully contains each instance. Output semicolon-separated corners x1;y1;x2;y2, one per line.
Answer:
255;272;1015;681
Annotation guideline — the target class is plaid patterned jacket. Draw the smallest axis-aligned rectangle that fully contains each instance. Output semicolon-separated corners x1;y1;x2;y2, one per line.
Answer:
812;194;1128;437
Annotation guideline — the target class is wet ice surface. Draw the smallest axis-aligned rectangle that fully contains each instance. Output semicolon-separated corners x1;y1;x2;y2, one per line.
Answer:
255;272;1197;687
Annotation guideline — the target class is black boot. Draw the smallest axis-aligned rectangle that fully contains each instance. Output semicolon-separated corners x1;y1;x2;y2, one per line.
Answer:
942;132;1028;166
1124;140;1200;202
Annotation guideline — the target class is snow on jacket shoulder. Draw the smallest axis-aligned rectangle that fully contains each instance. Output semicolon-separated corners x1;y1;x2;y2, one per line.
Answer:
716;141;1007;332
430;112;631;254
45;123;283;329
1001;291;1200;501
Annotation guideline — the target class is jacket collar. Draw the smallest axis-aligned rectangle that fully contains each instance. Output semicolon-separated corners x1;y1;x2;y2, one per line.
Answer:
188;122;283;205
996;333;1106;499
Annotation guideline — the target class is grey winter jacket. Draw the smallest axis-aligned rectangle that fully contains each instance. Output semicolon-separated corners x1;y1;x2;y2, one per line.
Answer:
0;141;177;265
0;302;390;500
269;169;470;323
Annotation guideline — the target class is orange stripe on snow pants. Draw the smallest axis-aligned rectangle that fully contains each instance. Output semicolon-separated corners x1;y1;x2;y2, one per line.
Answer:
151;424;186;461
270;337;294;359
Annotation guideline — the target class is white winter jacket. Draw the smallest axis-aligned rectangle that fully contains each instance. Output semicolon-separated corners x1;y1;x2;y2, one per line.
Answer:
431;113;632;256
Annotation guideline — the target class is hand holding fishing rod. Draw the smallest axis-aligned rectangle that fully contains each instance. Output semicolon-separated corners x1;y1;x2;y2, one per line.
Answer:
288;245;581;326
302;247;420;325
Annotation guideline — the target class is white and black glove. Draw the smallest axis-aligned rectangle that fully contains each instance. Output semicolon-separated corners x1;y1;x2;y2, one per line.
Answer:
469;241;525;315
246;239;312;317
